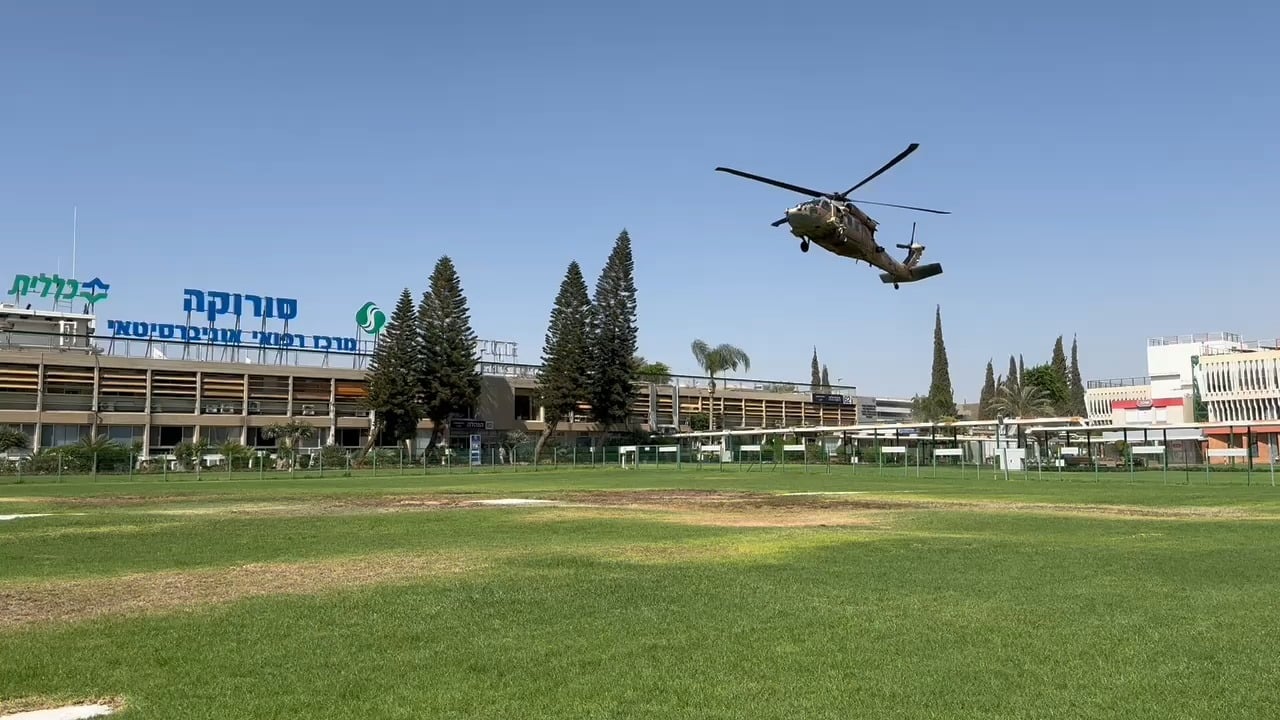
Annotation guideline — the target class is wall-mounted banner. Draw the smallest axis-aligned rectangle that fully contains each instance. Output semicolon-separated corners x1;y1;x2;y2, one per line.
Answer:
105;287;365;353
9;273;110;306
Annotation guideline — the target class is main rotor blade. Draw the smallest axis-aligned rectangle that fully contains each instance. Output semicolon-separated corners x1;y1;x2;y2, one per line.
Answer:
715;167;828;198
838;143;920;197
851;198;950;214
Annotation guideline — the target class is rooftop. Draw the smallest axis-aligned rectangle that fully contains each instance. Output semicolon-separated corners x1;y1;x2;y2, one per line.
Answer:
1147;332;1242;347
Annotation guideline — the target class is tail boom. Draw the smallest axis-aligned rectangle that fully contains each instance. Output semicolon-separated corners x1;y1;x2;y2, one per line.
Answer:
879;263;943;284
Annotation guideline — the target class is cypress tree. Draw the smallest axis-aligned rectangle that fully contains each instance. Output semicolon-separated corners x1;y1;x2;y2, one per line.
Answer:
821;364;830;391
1049;335;1069;414
1018;354;1025;382
1068;334;1087;416
418;255;483;453
979;359;996;420
1006;355;1018;389
362;288;423;455
926;305;957;419
586;229;639;446
533;260;593;462
810;348;822;392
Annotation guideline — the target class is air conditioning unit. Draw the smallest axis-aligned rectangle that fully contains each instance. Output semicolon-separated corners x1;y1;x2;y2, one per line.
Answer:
247;401;261;413
301;404;315;416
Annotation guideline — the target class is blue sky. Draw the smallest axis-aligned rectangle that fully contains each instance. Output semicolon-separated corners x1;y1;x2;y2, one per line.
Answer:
2;0;1277;400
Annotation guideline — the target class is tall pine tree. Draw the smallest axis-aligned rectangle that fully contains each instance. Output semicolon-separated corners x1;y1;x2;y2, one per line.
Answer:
418;255;483;454
1006;355;1018;390
926;305;957;419
979;358;996;420
362;288;424;455
586;230;639;446
820;364;830;391
1068;334;1087;416
533;260;593;462
1050;335;1070;414
810;348;822;391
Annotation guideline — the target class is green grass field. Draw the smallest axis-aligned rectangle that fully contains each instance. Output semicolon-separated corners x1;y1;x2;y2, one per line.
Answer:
4;469;1279;718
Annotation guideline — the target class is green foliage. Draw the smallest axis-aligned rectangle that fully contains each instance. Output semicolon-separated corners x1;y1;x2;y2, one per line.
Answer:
320;444;350;471
1068;335;1087;417
419;255;483;449
810;348;821;391
365;288;425;447
534;260;594;460
218;440;253;470
1191;356;1209;422
988;374;1055;419
925;305;957;420
634;357;672;385
1049;335;1070;414
262;420;315;469
1006;355;1018;389
820;364;830;391
0;426;30;452
690;339;750;430
1023;363;1069;414
585;230;640;436
979;359;997;420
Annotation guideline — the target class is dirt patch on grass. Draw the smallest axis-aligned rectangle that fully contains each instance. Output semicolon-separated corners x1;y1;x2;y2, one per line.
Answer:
0;695;125;717
518;491;886;528
0;552;481;630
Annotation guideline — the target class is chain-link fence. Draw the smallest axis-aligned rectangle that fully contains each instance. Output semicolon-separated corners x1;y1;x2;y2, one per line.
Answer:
3;435;1278;486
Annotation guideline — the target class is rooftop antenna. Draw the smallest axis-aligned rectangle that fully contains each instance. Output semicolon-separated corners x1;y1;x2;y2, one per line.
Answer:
72;205;77;281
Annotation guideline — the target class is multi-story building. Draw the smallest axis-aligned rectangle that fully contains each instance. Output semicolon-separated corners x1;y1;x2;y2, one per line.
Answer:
0;303;862;454
1085;332;1248;426
1084;331;1280;461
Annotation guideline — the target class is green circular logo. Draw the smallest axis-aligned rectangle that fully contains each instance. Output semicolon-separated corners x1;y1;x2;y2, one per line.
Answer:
356;301;387;335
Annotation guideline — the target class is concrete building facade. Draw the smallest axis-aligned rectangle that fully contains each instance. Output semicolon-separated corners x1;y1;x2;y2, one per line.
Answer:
0;304;865;454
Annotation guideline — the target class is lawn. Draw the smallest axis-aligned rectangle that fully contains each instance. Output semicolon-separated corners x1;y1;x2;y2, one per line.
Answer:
3;469;1279;718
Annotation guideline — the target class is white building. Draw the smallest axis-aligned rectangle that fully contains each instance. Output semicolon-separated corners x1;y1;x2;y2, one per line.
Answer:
1085;332;1246;426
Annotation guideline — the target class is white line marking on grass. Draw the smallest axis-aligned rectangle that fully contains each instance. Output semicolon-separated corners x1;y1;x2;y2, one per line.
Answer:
0;513;55;521
0;704;116;720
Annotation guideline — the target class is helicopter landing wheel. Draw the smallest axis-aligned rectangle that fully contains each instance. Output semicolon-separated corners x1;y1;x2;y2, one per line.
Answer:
800;239;810;253
893;283;900;289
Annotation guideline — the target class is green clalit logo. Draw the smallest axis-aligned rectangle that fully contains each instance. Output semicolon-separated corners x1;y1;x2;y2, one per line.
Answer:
356;301;387;335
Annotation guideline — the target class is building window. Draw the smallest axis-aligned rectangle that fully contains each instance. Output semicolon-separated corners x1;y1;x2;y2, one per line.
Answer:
514;394;533;421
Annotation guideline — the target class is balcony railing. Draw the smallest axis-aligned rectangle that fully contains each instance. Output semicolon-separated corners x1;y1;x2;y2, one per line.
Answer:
1087;376;1151;389
1148;332;1241;346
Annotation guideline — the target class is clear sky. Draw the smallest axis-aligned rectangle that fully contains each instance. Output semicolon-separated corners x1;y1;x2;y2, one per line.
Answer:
2;1;1277;400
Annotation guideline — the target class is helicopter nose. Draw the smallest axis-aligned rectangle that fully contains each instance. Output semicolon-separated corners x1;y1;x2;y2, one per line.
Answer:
785;206;816;231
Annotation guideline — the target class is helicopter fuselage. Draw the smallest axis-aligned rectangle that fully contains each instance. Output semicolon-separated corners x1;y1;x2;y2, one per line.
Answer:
714;143;948;289
783;198;940;287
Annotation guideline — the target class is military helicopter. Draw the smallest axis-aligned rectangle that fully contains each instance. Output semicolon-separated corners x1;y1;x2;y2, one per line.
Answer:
715;143;950;289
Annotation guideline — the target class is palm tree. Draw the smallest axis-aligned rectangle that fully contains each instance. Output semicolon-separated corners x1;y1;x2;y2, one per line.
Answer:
986;379;1054;419
690;340;751;431
263;420;316;469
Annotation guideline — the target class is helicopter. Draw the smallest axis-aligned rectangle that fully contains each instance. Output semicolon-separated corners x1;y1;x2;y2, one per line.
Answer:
715;143;950;289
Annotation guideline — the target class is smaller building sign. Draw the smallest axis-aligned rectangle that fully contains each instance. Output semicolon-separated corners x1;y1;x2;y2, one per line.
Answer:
9;273;110;306
811;393;852;405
